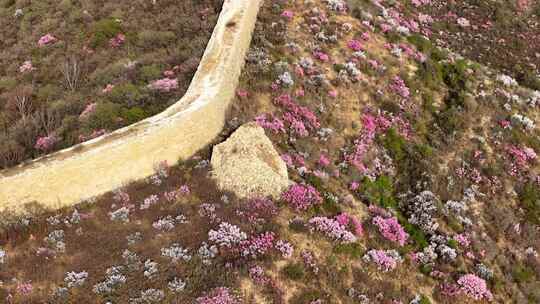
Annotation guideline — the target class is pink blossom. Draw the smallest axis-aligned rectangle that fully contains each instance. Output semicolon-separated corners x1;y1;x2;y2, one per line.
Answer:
308;216;357;243
454;233;470;247
102;84;115;94
16;282;33;295
255;114;285;133
240;231;275;258
236;89;249;98
35;134;59;152
148;78;178;92
79;103;97;120
313;51;329;62
163;70;175;78
38;34;57;46
347;39;364;51
19;61;35;73
328;90;338;98
109;33;125;48
281;10;294;20
295;88;305;97
196;287;241;304
350;181;360;191
249;265;269;284
457;274;493;301
281;184;322;211
389;76;410;99
275;240;294;258
318;154;330;167
363;249;401;272
372;216;409;246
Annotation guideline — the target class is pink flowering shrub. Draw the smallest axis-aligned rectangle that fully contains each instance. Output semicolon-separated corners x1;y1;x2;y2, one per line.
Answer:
16;282;33;295
102;84;115;94
240;232;275;258
236;197;278;224
208;222;247;248
308;216;357;243
457;274;493;301
347;39;364;51
249;265;269;284
275;240;294;258
281;10;294;20
363;249;402;272
346;112;410;172
38;33;57;46
506;145;537;175
389;76;410;99
109;33;125;48
313;51;329;62
19;60;35;73
281;184;322;211
273;94;320;137
255;114;285;133
35;134;59;152
301;250;319;274
372;216;409;246
79;103;97;120
335;213;364;237
148;78;178;92
196;287;241;304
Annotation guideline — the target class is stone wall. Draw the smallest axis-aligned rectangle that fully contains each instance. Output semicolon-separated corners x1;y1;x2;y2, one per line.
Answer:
0;0;262;215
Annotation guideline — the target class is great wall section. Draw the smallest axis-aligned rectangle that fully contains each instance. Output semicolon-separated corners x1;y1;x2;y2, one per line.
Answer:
0;0;262;215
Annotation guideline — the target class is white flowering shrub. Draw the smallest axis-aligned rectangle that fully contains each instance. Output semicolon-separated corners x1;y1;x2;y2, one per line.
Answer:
208;222;247;248
64;271;88;288
93;266;126;294
161;244;192;263
168;277;187;293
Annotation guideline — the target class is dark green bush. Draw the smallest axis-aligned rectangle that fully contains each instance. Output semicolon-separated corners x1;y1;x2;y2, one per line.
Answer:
86;102;120;130
107;83;146;105
282;263;305;281
90;18;122;47
121;107;146;125
362;175;397;209
137;30;176;49
333;243;363;258
518;182;540;225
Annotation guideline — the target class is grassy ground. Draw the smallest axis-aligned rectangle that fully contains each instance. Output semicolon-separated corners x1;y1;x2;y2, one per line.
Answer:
0;0;539;303
0;0;223;169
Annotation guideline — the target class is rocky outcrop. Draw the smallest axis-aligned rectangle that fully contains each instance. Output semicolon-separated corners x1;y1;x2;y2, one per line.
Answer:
211;123;289;199
0;0;262;215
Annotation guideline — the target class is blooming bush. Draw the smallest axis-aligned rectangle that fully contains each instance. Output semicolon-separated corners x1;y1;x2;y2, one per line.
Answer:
208;222;247;248
372;216;408;246
389;76;410;99
19;60;35;73
308;216;358;243
347;39;364;51
281;184;322;211
38;33;57;46
240;231;275;258
275;240;294;258
35;134;59;152
148;78;178;92
196;287;241;304
457;274;493;301
64;271;88;288
109;33;125;48
363;249;402;272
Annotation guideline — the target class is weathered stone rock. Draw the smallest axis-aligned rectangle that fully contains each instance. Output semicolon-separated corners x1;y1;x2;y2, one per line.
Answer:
211;122;289;199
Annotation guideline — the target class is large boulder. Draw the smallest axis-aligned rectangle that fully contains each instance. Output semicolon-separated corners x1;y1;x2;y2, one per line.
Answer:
211;122;289;199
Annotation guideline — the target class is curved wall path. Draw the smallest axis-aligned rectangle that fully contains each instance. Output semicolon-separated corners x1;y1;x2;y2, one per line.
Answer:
0;0;262;215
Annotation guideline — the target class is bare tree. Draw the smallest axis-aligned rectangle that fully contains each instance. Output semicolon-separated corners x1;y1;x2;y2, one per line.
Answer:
34;107;60;135
2;85;34;123
61;56;81;91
